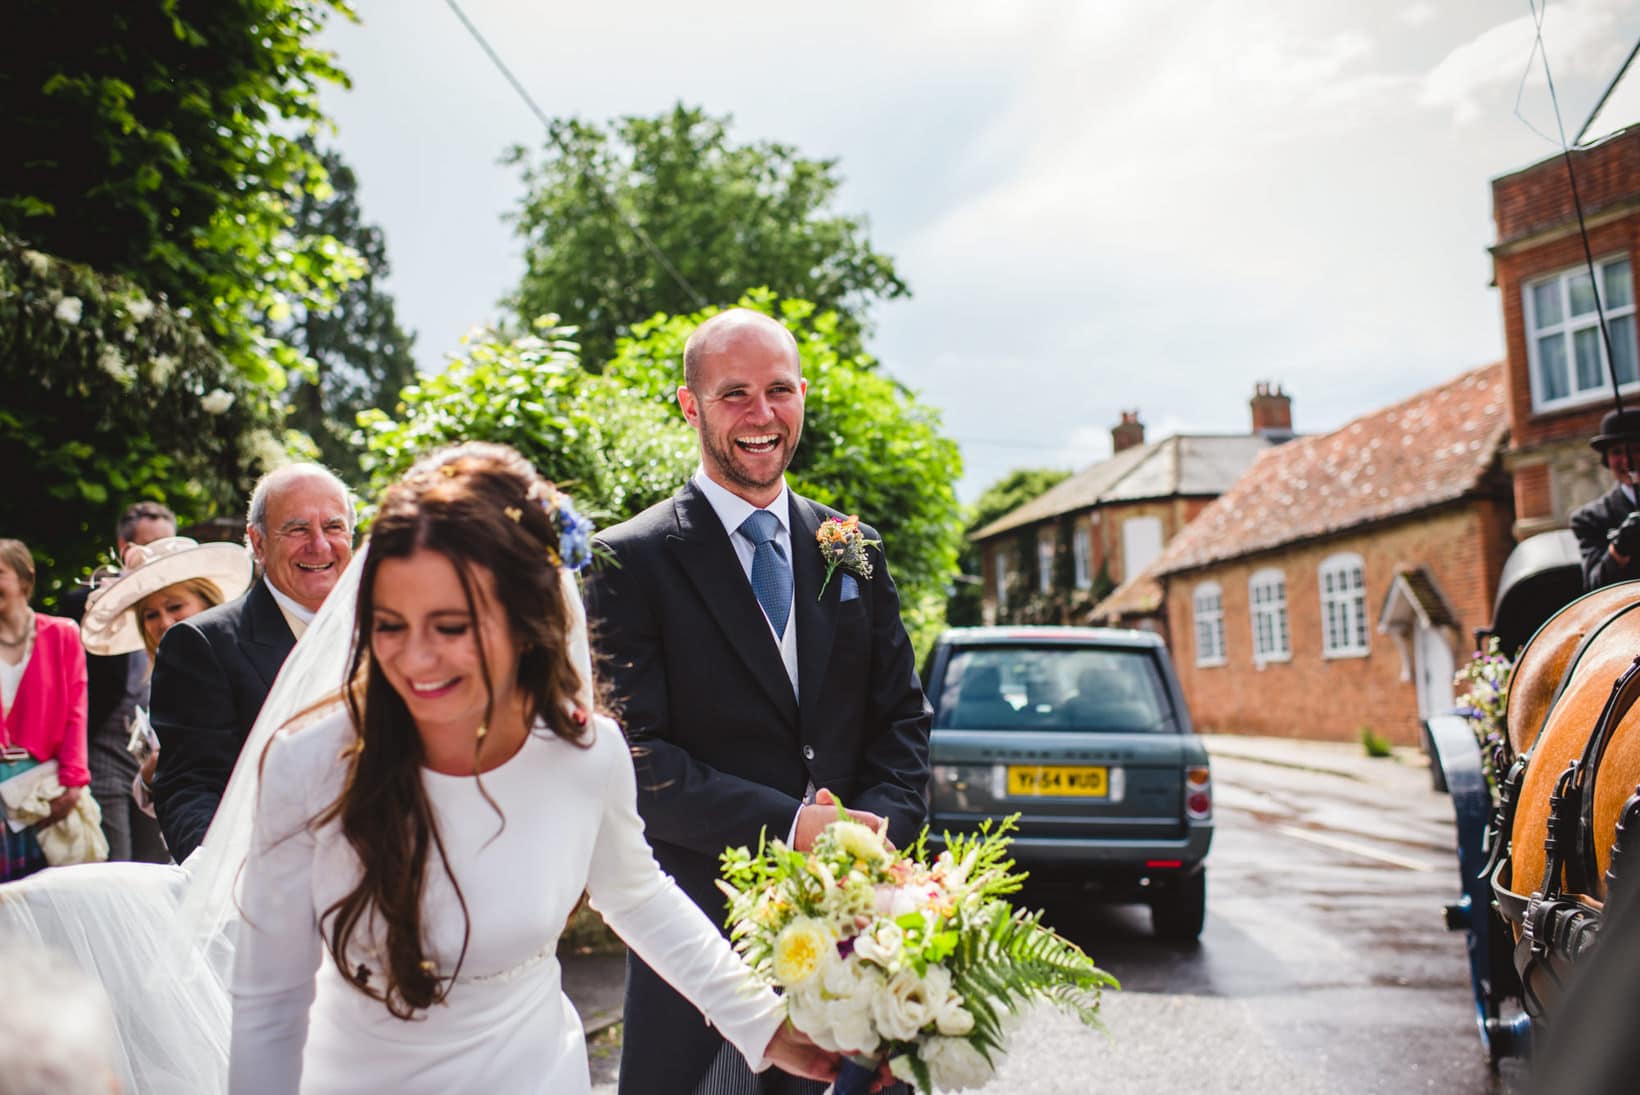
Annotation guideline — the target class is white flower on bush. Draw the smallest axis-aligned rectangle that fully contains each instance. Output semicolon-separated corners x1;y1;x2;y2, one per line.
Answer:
54;296;83;324
147;353;177;386
918;1036;995;1091
200;388;236;415
99;345;134;386
22;250;51;277
243;429;289;472
852;920;905;970
869;966;936;1042
124;295;155;323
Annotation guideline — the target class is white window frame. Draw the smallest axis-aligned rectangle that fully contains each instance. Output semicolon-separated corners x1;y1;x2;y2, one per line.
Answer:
1524;254;1637;412
1319;552;1369;658
994;550;1009;613
1073;522;1093;590
1193;581;1226;667
1249;567;1290;664
1036;529;1055;594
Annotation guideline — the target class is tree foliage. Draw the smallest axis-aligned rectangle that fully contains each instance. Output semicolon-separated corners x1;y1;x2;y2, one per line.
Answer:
0;0;360;387
946;468;1072;628
0;237;290;605
356;318;697;526
277;143;418;474
506;104;908;369
361;293;964;656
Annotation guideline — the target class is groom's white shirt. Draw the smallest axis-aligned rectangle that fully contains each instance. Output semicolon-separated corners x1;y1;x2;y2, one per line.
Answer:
691;467;799;697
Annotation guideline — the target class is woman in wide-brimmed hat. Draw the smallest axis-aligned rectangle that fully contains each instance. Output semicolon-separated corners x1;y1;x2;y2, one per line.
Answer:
81;537;253;855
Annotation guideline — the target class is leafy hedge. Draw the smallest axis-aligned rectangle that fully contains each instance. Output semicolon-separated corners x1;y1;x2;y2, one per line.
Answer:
0;236;288;604
360;292;964;656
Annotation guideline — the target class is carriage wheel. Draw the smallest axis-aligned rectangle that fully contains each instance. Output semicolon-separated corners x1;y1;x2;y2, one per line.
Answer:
1427;714;1530;1063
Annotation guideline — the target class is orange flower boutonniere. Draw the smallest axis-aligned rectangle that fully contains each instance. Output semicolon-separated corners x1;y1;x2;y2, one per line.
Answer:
815;515;881;599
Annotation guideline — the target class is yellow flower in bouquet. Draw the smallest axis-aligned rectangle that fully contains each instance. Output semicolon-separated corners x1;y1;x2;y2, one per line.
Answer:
772;917;832;985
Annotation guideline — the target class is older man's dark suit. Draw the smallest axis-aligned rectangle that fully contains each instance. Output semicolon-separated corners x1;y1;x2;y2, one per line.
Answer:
150;579;295;861
587;481;931;1095
1570;485;1640;591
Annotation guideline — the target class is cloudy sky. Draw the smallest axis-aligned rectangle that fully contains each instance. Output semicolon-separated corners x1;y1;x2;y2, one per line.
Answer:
316;0;1640;499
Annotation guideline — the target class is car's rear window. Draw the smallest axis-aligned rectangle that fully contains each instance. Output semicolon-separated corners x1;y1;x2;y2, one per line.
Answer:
933;645;1173;732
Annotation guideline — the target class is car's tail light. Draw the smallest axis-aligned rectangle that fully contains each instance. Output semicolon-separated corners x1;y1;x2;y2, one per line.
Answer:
1185;765;1212;820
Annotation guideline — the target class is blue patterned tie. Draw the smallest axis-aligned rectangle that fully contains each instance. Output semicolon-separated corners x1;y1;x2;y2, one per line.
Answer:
739;509;792;640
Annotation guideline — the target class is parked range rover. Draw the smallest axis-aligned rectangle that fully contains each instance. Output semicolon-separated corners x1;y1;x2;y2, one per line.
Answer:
921;627;1213;941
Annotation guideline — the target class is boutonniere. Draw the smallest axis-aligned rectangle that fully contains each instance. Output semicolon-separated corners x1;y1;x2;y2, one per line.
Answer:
815;515;881;599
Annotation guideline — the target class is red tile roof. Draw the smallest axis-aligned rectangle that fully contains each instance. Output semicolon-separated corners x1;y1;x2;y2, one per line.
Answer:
1088;565;1163;623
1153;363;1509;576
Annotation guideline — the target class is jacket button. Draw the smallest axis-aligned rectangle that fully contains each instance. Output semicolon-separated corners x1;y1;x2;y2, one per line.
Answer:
803;745;815;761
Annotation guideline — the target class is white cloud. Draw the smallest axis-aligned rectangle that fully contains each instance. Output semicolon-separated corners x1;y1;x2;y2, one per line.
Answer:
1420;0;1631;125
1398;3;1437;28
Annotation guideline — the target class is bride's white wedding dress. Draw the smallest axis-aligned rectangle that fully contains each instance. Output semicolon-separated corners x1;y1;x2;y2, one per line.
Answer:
0;555;776;1094
233;708;780;1094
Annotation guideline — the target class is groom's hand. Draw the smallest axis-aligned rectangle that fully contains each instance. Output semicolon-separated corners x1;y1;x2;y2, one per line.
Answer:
762;1021;841;1083
793;788;889;852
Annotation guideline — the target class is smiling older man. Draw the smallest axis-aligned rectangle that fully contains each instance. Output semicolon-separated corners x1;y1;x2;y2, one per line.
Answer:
150;464;354;861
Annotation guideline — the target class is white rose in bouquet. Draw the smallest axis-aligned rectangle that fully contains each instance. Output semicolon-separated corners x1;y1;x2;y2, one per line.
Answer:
870;967;936;1042
915;1036;996;1091
852;920;905;969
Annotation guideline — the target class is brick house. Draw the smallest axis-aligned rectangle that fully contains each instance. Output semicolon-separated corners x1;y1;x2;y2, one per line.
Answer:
969;387;1290;626
1151;364;1515;745
1494;124;1640;535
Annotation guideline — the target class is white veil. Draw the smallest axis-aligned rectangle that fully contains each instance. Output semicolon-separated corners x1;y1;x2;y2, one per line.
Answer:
0;544;596;1094
179;548;596;951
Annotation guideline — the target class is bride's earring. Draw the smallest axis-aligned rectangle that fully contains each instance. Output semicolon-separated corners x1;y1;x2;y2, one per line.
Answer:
475;724;488;747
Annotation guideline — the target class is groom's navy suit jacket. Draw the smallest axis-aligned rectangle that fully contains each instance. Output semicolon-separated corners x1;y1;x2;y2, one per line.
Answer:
587;481;931;1093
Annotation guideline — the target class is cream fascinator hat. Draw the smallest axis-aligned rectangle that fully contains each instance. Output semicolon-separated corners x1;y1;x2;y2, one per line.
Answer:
81;537;254;656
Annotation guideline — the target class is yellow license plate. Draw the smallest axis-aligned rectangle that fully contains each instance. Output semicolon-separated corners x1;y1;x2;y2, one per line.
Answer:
1007;765;1108;797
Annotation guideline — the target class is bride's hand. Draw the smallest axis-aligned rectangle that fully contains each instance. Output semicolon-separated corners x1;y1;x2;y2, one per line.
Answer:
762;1021;841;1083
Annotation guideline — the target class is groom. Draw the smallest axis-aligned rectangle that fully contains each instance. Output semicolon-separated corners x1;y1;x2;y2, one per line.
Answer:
587;309;931;1094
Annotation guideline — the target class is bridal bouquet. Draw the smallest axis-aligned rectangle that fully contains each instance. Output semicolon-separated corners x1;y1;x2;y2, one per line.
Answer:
718;814;1117;1093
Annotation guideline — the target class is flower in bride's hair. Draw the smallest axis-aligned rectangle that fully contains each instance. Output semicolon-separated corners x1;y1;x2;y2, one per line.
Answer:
771;917;832;986
538;489;594;571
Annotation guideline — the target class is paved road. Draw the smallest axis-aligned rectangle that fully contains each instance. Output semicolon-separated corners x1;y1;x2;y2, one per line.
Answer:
588;741;1533;1093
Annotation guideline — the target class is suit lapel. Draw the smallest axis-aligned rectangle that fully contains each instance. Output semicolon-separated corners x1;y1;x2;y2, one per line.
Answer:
238;580;297;690
666;484;800;724
791;494;840;735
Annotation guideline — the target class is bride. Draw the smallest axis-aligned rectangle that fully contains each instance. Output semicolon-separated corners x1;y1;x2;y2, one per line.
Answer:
0;443;839;1094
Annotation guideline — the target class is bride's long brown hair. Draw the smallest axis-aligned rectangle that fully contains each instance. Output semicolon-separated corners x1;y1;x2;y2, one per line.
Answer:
320;442;591;1018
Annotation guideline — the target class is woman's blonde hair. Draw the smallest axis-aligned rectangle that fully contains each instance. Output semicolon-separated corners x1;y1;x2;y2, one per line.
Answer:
134;577;225;659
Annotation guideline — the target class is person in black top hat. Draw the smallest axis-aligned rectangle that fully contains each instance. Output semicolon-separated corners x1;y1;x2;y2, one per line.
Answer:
1570;408;1640;591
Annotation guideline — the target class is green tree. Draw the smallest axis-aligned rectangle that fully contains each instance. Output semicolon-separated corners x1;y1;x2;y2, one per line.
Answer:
277;143;418;474
0;0;360;388
361;294;964;656
506;104;908;369
946;468;1072;627
0;237;291;606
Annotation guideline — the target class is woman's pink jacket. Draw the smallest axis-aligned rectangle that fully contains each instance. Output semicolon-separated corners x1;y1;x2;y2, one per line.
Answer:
1;613;90;786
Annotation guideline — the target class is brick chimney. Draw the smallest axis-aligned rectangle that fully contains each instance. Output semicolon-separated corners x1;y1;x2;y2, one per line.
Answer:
1111;410;1145;453
1249;382;1293;439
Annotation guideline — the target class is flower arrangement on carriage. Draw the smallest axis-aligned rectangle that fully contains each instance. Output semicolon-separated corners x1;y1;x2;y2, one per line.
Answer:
718;813;1117;1093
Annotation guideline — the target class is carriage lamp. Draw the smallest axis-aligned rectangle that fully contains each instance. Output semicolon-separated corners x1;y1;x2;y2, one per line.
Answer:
1185;765;1212;821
